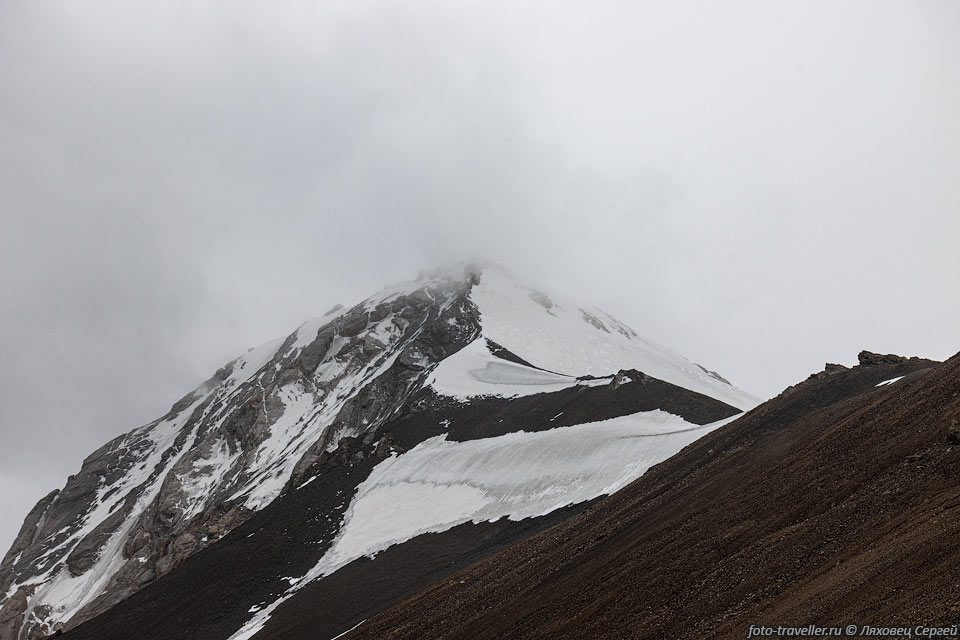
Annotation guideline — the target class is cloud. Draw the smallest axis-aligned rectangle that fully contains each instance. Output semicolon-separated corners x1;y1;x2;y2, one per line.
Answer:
1;0;958;552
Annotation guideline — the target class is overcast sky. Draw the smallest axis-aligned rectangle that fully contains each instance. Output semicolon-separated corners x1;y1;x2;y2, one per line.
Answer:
1;0;958;554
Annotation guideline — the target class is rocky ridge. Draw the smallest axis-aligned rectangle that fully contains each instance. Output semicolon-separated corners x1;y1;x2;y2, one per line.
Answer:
0;268;481;639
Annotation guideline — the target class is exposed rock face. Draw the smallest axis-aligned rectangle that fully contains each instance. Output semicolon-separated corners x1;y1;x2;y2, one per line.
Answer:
695;363;732;385
857;350;911;366
0;586;32;640
0;267;482;640
609;370;635;390
579;308;610;333
527;290;554;309
0;491;58;595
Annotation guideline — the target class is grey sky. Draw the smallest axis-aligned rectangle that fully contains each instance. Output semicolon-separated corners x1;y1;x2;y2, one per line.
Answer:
1;0;958;553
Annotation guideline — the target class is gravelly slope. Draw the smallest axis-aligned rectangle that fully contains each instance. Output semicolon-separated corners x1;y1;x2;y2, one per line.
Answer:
342;352;951;640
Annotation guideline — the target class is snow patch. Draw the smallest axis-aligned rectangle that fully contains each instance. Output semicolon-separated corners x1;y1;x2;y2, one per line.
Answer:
316;409;723;574
332;620;367;639
228;410;738;639
428;339;576;399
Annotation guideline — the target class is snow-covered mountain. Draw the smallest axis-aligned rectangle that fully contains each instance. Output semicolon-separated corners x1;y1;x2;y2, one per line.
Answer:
0;262;758;640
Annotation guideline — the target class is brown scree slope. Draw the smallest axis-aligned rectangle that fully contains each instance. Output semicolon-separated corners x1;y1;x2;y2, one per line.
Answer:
340;352;958;640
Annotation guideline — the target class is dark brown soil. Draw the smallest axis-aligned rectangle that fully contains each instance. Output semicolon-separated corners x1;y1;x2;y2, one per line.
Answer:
343;354;956;640
255;501;597;640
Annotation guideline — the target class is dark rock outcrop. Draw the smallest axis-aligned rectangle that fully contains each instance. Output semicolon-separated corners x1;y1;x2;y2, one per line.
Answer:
857;350;913;366
0;491;58;594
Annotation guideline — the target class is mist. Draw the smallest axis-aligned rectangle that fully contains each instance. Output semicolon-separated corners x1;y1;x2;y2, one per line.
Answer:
1;0;958;553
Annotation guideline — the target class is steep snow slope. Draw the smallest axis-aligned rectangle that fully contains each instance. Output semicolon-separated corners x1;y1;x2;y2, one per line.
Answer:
427;339;584;398
312;410;733;571
454;265;759;410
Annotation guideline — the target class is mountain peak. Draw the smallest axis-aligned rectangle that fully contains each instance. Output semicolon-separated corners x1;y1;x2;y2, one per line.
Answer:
0;264;757;640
